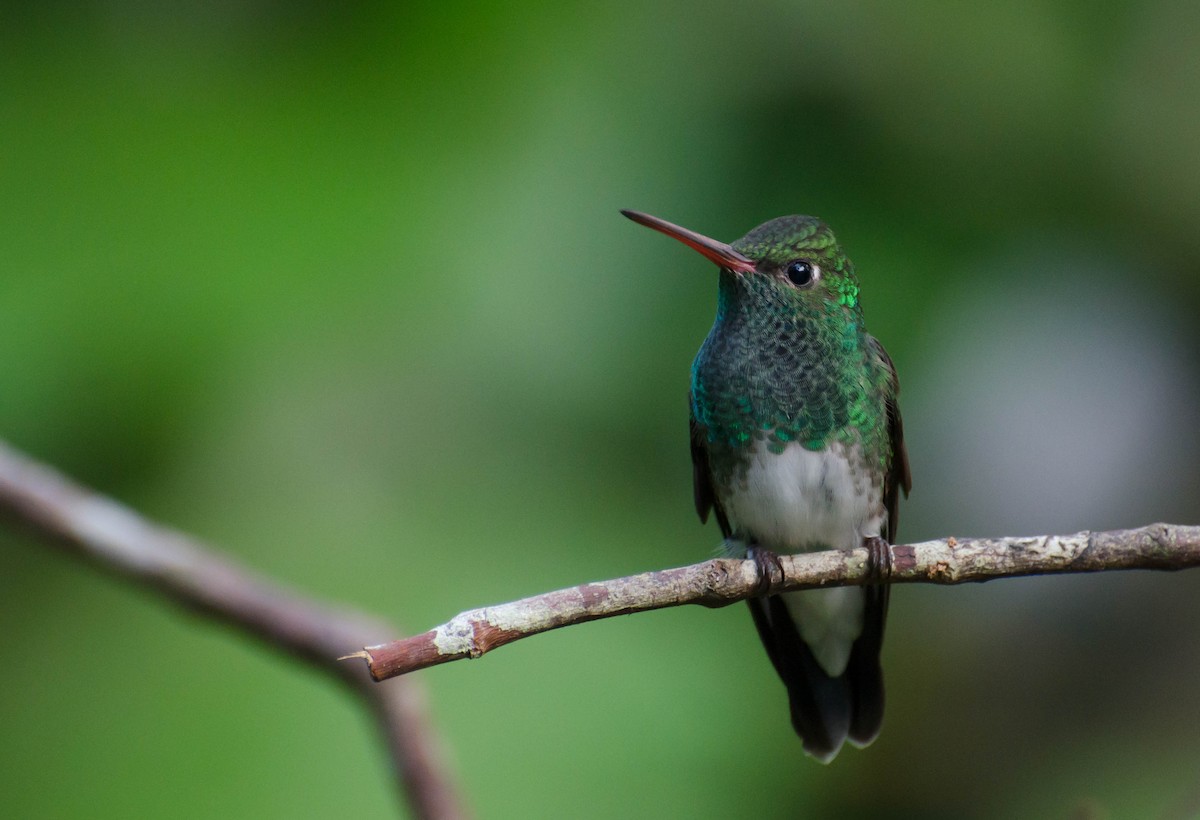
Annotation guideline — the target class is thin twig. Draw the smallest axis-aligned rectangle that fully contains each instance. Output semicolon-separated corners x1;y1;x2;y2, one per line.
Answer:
0;440;468;820
350;524;1200;681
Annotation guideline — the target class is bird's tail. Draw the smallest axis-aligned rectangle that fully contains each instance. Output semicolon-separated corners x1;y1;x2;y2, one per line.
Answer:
746;585;887;762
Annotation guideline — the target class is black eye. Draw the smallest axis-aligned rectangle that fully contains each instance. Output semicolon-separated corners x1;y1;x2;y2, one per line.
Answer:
785;260;815;287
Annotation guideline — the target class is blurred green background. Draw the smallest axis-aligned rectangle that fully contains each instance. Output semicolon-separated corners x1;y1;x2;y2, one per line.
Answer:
3;2;1200;817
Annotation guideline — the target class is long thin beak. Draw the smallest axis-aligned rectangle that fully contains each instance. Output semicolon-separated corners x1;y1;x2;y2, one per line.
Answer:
621;209;756;274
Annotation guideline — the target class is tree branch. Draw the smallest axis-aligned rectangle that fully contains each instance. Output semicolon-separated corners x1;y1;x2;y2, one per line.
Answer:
349;524;1200;682
6;431;1198;814
0;440;469;820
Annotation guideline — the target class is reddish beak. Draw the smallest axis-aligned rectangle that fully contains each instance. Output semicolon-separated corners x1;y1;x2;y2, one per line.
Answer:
621;210;756;274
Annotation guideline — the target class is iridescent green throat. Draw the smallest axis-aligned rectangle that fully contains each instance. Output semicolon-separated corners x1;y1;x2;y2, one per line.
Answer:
690;269;887;460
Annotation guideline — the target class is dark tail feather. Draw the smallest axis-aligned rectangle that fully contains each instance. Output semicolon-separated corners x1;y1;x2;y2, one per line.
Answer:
846;584;888;746
747;591;887;762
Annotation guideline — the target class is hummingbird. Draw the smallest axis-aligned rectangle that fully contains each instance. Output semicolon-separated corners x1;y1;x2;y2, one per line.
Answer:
621;209;911;762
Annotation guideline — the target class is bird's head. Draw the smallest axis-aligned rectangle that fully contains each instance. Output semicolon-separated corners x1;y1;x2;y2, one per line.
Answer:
621;210;860;312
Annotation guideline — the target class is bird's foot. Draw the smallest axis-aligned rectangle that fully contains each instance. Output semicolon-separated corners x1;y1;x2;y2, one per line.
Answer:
746;544;785;596
862;535;893;584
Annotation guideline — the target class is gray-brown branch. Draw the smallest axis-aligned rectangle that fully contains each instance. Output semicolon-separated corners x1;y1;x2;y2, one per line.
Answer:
349;524;1200;682
0;440;468;820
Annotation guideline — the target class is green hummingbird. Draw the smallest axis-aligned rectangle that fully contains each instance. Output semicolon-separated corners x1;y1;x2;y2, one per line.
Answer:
622;209;911;762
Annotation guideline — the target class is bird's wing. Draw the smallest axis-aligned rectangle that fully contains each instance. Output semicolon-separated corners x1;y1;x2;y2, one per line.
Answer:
869;336;912;543
689;403;730;538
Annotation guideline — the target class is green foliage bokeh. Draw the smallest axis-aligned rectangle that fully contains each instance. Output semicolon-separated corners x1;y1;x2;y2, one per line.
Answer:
2;3;1199;818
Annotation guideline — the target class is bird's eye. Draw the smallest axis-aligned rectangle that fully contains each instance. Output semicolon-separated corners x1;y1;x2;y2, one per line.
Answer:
785;260;817;288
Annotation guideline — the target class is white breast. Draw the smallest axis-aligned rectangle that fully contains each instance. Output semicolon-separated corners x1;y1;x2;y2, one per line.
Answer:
722;439;883;554
721;438;886;677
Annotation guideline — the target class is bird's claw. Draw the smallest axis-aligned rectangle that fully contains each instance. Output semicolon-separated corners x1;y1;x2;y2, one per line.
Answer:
747;545;785;596
863;535;893;584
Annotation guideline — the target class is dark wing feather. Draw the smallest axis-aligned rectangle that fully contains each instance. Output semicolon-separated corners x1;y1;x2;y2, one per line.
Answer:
689;405;730;537
870;336;912;542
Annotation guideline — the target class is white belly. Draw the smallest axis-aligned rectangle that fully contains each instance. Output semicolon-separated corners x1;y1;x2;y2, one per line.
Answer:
723;439;883;553
721;439;885;677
